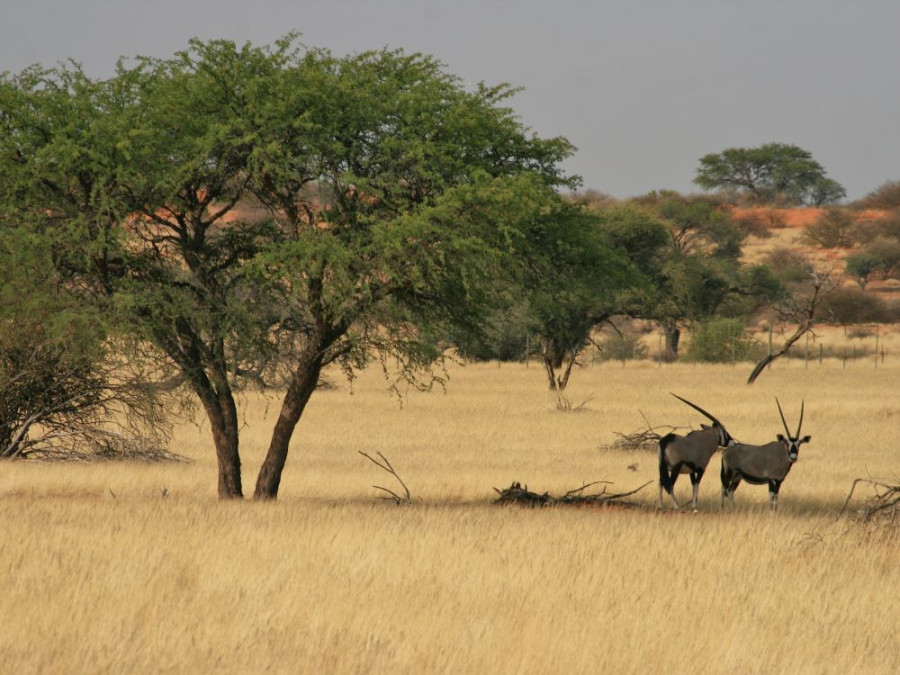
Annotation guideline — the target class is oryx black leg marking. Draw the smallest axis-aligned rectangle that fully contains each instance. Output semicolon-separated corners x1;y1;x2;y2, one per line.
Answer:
689;468;705;508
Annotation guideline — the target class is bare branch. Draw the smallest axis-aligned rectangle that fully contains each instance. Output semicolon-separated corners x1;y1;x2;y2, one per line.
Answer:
838;477;900;522
358;450;412;504
748;267;837;384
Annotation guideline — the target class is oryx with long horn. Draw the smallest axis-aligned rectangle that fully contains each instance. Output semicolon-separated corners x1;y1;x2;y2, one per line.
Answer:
720;399;811;511
658;393;735;510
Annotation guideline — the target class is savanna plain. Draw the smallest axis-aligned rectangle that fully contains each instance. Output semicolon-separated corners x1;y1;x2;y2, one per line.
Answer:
1;343;899;674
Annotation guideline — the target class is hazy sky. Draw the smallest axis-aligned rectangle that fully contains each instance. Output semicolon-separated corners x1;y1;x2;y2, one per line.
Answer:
3;0;898;200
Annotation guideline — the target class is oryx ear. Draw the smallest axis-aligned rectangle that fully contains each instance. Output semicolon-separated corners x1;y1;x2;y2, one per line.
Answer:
777;433;786;442
701;423;710;430
801;435;811;443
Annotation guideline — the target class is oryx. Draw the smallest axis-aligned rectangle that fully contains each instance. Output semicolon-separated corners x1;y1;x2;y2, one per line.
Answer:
720;399;811;511
658;393;735;510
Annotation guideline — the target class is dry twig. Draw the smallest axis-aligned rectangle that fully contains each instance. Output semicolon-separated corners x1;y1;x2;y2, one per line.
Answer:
606;410;687;452
838;477;900;522
358;450;412;504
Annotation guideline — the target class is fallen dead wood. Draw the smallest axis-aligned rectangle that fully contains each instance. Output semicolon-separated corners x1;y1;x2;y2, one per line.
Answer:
493;480;651;508
838;477;900;523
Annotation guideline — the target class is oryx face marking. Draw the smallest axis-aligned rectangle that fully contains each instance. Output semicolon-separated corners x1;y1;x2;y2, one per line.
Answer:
777;433;811;463
720;399;810;511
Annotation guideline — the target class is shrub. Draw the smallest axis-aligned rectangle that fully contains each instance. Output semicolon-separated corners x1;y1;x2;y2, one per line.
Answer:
804;207;856;248
685;319;765;363
732;211;773;239
856;180;900;210
819;286;892;324
853;212;900;245
845;252;884;288
763;247;813;284
598;331;648;362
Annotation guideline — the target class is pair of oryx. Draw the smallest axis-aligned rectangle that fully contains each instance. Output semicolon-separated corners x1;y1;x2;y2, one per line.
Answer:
658;393;811;511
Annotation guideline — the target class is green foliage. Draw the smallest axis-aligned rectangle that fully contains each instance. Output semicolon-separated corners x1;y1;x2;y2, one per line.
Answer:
685;319;765;363
654;194;744;258
448;307;533;362
845;253;884;288
844;237;900;287
694;142;846;206
0;35;580;494
617;193;786;361
521;200;654;389
0;227;163;459
598;331;648;362
593;202;671;275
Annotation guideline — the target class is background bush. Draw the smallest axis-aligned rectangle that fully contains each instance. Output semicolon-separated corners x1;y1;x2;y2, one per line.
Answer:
685;318;766;363
597;331;649;362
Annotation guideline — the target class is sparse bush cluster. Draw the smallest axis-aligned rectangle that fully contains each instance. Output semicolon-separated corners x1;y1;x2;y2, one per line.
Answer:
685;319;766;363
855;180;900;210
804;207;857;248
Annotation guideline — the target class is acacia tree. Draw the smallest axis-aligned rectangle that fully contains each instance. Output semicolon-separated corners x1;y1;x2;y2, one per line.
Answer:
694;142;846;206
646;195;740;358
0;37;576;498
526;202;669;391
522;203;644;391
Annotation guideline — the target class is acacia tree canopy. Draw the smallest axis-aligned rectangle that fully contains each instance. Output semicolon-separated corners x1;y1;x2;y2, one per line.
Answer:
694;142;846;206
0;36;578;498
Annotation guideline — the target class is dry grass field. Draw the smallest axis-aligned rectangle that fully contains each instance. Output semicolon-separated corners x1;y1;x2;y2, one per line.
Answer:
1;353;899;673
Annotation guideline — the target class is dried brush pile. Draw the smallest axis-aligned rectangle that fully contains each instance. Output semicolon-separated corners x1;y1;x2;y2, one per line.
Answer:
493;480;651;508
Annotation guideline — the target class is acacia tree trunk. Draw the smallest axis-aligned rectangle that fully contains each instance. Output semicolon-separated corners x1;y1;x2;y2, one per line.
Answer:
543;353;576;392
662;320;681;362
541;338;576;392
254;342;325;500
201;393;243;499
166;326;244;499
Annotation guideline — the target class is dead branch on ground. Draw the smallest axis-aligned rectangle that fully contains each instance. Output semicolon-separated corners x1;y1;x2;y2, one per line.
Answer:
493;479;651;507
358;450;412;505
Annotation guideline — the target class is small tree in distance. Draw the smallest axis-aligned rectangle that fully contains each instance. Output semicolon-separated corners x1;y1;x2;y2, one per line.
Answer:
694;142;846;206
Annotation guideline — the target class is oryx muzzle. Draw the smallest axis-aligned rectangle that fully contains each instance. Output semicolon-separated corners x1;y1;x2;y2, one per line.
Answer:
720;398;811;511
658;393;735;510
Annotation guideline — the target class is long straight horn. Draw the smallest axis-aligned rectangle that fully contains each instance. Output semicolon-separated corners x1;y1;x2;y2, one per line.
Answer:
775;397;792;437
796;400;805;437
671;393;722;427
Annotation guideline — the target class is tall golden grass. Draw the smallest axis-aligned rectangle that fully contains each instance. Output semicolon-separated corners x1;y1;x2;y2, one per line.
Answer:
1;355;898;673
